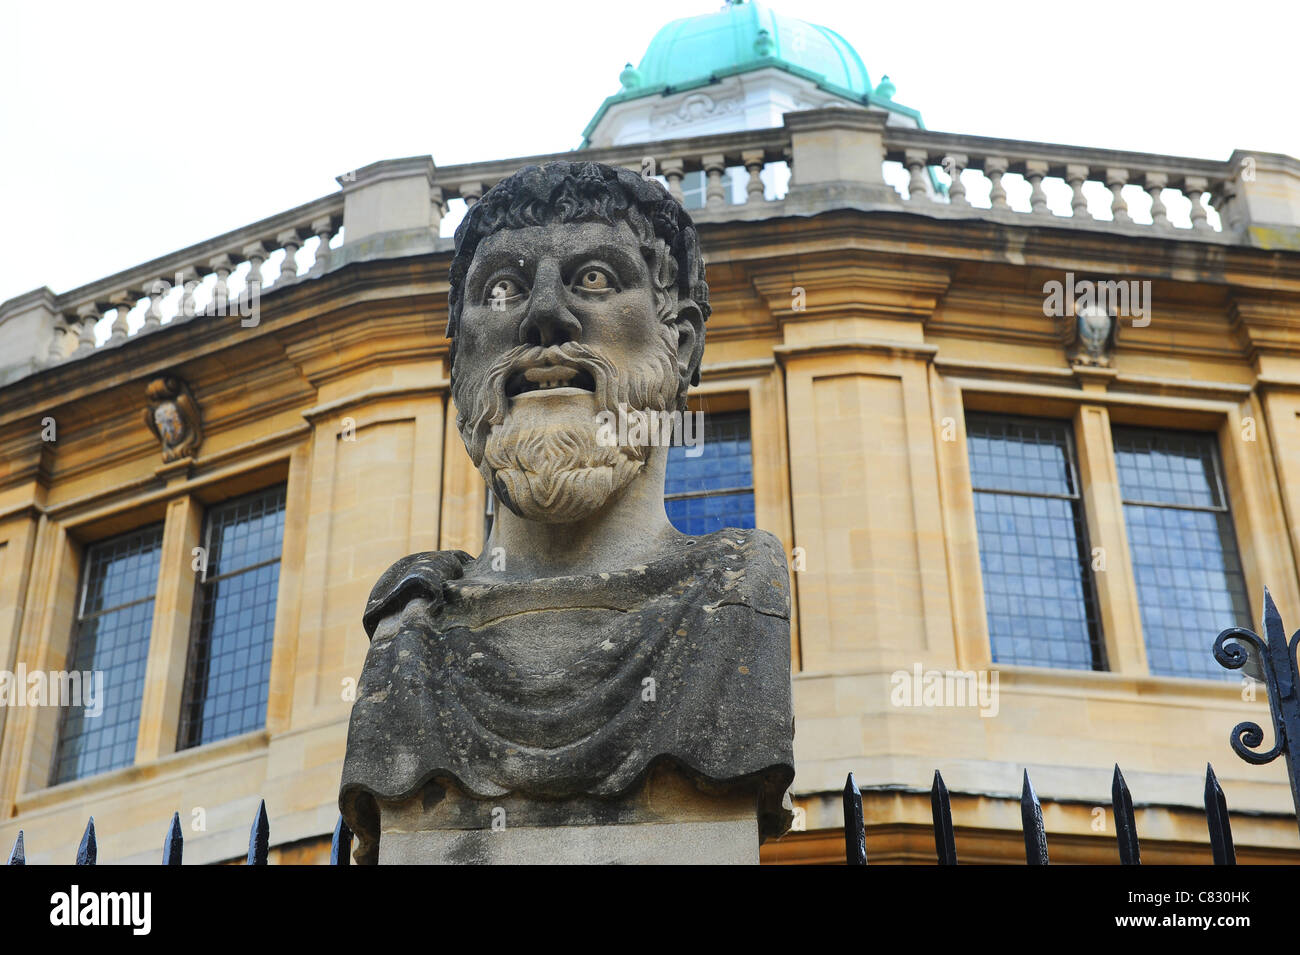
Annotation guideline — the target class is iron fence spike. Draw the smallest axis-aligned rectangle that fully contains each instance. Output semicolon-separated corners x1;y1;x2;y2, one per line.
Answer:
247;799;269;865
1204;763;1236;865
76;817;96;865
1021;770;1049;865
843;772;866;866
163;811;183;865
7;830;24;865
931;770;957;865
331;815;352;866
1111;764;1141;865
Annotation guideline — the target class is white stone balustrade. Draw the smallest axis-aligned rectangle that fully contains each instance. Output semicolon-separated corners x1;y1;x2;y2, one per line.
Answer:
0;194;344;377
4;109;1298;387
881;129;1241;235
426;126;792;216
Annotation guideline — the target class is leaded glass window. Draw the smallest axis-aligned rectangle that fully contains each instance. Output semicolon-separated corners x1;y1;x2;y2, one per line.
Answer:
665;411;755;536
1112;428;1250;680
966;414;1105;670
178;485;286;748
53;524;163;784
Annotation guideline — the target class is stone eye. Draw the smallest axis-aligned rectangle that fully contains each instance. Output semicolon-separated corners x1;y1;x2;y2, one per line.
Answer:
487;277;523;306
577;268;612;292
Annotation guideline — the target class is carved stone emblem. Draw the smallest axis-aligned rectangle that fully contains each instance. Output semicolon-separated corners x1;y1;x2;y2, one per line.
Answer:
1067;302;1117;366
653;92;741;131
143;375;202;462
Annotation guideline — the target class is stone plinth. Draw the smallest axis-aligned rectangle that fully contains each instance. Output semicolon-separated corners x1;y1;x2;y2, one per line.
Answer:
375;765;763;865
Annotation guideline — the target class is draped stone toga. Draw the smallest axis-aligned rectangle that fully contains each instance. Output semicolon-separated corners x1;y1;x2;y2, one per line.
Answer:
338;527;795;864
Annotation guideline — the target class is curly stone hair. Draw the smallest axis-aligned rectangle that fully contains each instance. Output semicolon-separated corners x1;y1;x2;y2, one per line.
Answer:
446;160;710;381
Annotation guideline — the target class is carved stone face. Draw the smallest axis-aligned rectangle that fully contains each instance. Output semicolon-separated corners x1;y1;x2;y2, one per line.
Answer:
452;219;681;523
153;403;184;446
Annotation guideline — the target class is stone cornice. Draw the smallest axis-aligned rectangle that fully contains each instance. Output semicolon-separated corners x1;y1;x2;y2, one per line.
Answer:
704;207;1300;295
933;355;1256;402
751;259;952;324
0;255;446;427
338;155;436;193
301;385;448;423
1229;292;1300;359
773;338;939;363
33;424;307;527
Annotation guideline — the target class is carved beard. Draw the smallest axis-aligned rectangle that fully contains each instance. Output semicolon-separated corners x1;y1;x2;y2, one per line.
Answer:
453;339;680;524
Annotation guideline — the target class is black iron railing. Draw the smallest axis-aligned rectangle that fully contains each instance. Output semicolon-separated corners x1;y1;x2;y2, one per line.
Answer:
844;589;1300;865
6;801;354;866
843;762;1239;865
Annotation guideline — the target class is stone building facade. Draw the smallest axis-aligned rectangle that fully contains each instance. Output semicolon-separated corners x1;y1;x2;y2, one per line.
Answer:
2;1;1299;863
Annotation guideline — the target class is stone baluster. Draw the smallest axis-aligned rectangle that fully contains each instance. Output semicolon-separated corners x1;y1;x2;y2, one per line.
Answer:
1144;172;1170;228
702;154;727;210
142;280;166;331
943;154;968;205
46;314;70;363
904;149;930;202
1025;160;1050;215
243;242;268;294
276;229;303;286
459;182;485;209
741;150;765;204
175;266;201;321
1184;176;1211;231
209;254;234;315
985;157;1010;210
1213;178;1245;234
661;159;685;203
108;292;134;343
1066;164;1092;219
1106;168;1131;223
241;241;267;318
430;187;446;233
309;217;336;276
73;304;100;355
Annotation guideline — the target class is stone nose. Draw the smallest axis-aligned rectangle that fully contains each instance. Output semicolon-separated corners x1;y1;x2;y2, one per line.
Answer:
517;260;582;348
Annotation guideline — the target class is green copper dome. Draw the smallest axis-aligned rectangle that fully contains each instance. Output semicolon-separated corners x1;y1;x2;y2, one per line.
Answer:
581;0;922;147
635;0;872;98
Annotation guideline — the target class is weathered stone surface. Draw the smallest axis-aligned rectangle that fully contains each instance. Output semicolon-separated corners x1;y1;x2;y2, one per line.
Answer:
376;765;761;864
339;161;794;864
340;528;794;863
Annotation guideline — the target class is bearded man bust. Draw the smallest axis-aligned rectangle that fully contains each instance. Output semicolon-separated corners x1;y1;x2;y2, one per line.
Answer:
339;161;795;865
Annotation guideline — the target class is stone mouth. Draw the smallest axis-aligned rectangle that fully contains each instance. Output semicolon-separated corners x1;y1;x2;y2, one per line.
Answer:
505;364;596;398
510;386;592;402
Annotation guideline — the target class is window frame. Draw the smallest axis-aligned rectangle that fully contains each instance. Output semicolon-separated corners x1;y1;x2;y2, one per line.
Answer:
964;411;1109;672
1110;424;1252;680
663;408;757;537
176;483;288;751
51;521;165;785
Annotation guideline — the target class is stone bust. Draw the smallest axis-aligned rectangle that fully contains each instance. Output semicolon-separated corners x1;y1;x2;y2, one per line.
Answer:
339;161;794;864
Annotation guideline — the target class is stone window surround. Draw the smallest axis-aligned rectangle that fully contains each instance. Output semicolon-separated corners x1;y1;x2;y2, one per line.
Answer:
947;380;1269;684
5;458;294;801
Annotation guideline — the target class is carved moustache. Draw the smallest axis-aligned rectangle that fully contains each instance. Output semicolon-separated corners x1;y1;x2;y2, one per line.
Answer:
455;341;677;467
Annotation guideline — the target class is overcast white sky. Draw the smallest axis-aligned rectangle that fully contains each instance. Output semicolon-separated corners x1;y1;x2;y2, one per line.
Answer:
1;0;1296;306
